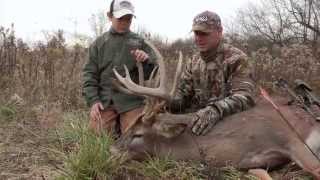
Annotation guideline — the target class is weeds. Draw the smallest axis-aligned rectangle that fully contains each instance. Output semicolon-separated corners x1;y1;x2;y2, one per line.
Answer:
53;112;267;180
59;132;126;180
55;111;128;180
210;166;258;180
126;156;202;179
0;25;319;179
0;104;17;122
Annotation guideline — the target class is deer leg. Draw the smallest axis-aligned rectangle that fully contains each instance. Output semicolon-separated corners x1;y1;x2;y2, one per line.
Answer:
239;149;291;170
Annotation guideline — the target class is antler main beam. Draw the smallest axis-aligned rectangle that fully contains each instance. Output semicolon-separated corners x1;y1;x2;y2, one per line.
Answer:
112;40;183;101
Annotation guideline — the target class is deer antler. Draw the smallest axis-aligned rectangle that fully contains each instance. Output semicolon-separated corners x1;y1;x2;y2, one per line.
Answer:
113;40;183;101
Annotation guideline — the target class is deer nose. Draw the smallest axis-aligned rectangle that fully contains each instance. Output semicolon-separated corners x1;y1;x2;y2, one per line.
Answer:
133;134;143;138
130;135;145;149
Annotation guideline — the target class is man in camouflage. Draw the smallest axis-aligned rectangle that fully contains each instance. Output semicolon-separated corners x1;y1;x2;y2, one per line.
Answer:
82;0;156;136
168;11;255;136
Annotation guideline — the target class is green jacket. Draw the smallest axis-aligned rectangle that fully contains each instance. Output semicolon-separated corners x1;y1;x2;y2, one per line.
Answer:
82;28;156;113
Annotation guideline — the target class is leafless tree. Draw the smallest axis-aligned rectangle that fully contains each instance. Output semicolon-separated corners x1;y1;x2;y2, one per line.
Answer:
286;0;320;43
236;0;320;47
237;0;294;46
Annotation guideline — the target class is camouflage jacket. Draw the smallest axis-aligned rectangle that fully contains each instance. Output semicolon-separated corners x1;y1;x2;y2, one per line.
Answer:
169;41;255;118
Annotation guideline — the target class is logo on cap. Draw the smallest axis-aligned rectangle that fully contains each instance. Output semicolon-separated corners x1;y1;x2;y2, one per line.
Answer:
192;11;222;32
194;16;209;23
120;1;132;9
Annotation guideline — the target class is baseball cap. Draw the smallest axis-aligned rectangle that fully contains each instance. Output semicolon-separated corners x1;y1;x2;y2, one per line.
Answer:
192;11;222;33
111;0;135;18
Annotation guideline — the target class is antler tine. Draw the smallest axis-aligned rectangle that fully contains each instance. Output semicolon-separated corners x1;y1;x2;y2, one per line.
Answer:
113;64;134;86
169;51;183;97
145;65;159;88
144;40;167;92
136;62;144;86
111;79;136;95
113;40;171;101
148;66;161;89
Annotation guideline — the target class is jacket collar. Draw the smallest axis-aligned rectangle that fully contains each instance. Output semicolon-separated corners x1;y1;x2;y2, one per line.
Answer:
109;27;130;35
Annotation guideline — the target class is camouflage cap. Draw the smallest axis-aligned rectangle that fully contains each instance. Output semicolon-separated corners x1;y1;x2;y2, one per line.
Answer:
192;11;222;33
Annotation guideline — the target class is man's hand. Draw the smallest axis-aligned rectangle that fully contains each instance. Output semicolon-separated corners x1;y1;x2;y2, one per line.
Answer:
90;102;104;122
131;49;149;62
191;106;221;136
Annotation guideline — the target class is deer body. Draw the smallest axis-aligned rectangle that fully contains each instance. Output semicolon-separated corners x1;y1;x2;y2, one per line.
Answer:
117;97;320;178
112;40;320;178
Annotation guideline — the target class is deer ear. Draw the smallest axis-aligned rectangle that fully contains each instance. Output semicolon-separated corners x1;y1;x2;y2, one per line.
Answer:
153;123;187;138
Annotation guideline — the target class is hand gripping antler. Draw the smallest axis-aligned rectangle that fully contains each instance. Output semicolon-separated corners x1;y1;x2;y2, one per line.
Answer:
112;40;183;101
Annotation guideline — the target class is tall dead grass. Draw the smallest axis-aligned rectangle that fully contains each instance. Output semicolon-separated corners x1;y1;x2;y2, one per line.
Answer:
1;25;320;122
0;25;318;179
251;44;320;92
0;27;87;111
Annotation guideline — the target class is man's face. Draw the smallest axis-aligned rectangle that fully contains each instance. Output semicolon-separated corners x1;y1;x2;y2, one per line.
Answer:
193;28;222;52
109;14;133;33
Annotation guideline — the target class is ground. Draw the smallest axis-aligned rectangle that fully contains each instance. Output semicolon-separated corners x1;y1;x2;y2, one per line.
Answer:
0;106;315;180
0;111;61;180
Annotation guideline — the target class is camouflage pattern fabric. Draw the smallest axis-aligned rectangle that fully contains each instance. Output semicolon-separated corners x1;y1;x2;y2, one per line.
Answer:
169;41;255;123
192;11;222;33
191;106;221;135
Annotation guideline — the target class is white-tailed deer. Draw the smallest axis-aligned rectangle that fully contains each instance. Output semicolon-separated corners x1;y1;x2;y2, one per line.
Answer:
112;41;320;179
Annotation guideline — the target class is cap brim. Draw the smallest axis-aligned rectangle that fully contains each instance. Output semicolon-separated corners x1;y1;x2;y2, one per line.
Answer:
191;25;213;33
113;9;135;18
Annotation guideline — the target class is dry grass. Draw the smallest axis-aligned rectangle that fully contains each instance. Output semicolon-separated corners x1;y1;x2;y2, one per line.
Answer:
251;44;320;92
0;26;319;179
0;27;87;111
0;100;63;179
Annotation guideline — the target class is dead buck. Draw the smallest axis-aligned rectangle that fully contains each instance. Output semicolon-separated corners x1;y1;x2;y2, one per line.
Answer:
112;41;320;179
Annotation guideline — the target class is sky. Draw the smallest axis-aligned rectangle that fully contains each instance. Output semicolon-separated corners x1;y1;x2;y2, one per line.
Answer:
1;0;254;43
